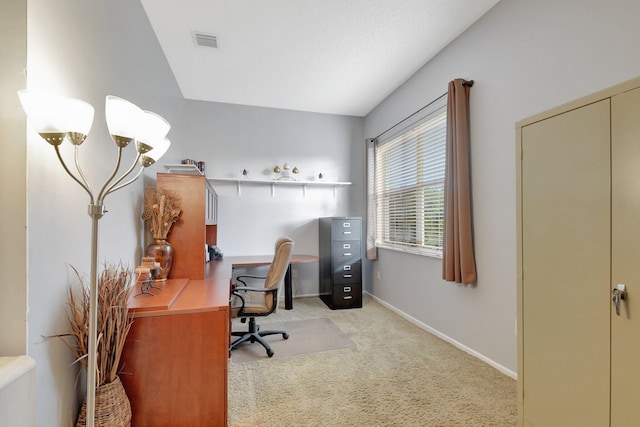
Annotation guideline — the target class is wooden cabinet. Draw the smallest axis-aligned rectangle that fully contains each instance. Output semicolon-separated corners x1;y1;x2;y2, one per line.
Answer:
120;305;228;426
121;276;230;427
319;217;362;309
157;173;210;280
121;172;228;426
517;77;640;426
205;183;217;225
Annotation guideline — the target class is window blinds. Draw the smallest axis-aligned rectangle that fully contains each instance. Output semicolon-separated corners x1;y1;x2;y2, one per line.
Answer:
375;104;447;256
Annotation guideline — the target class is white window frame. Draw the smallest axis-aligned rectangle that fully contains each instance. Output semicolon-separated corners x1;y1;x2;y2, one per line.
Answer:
374;97;447;258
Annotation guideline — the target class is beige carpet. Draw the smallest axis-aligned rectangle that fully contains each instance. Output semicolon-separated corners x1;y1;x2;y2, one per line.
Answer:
230;317;355;363
228;295;517;426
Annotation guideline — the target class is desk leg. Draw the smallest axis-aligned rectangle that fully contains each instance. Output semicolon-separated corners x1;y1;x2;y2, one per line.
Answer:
285;264;293;310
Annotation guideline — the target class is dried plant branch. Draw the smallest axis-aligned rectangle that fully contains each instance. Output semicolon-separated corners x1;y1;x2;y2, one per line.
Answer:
51;262;134;387
142;186;182;239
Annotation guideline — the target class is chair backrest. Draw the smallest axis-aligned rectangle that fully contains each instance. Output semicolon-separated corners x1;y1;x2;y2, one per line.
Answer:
264;237;294;291
261;237;293;311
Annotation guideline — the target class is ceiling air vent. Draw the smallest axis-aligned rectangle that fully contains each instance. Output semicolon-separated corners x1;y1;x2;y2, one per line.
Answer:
192;32;218;49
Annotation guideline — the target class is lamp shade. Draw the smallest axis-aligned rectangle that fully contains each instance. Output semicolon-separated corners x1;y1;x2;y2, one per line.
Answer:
147;137;171;162
17;90;67;134
105;96;142;145
65;98;95;137
140;137;170;167
136;110;170;153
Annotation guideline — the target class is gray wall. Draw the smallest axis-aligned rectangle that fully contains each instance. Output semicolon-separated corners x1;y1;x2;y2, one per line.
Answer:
364;0;640;375
23;1;185;425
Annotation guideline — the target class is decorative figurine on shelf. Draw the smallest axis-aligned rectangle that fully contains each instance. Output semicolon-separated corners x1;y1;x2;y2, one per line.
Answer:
318;172;324;181
278;163;298;181
242;168;248;178
272;163;300;181
141;187;182;280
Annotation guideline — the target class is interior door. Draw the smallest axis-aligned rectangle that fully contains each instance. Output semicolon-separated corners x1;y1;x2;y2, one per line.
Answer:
521;100;611;426
611;87;640;426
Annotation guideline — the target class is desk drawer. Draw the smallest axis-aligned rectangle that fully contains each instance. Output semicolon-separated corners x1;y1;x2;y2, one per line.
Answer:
332;284;362;308
331;241;361;265
333;262;361;284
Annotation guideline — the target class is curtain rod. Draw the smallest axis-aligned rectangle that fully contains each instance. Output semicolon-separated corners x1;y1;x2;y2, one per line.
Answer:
373;79;474;141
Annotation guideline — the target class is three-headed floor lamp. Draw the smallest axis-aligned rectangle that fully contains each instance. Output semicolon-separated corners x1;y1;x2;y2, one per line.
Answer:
18;90;171;427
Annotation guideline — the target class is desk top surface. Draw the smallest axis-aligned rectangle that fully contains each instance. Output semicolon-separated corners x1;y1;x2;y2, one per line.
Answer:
128;254;317;317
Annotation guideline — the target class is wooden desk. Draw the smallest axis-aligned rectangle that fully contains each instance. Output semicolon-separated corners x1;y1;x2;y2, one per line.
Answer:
120;254;317;426
121;275;230;427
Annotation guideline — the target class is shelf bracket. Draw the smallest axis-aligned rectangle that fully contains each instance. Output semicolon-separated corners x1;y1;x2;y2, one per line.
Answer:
271;183;275;197
236;181;242;196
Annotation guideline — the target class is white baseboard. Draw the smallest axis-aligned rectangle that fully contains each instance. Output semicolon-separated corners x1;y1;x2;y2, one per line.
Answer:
365;291;517;380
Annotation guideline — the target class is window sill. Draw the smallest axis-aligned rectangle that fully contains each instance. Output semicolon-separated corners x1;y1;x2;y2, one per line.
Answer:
376;244;442;259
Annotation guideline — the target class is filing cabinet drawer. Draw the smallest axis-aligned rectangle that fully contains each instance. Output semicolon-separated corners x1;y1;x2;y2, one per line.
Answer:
332;284;362;308
333;262;361;284
331;240;361;265
331;218;362;241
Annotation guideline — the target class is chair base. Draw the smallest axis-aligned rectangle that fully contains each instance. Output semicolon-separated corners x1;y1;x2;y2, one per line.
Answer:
230;317;289;357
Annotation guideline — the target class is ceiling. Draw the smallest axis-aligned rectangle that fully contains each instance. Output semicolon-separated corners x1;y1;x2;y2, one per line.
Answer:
140;0;500;117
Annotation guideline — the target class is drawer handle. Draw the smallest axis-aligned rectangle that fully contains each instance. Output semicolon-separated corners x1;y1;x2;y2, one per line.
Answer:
343;231;352;235
343;222;351;227
343;296;353;300
343;252;352;256
343;287;351;292
343;244;351;249
343;265;351;271
343;274;352;278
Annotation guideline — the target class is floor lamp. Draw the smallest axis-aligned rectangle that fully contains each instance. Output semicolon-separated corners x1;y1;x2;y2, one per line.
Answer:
18;90;171;427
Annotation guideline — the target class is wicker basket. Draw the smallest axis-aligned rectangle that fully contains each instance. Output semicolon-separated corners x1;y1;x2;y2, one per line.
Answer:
76;376;131;427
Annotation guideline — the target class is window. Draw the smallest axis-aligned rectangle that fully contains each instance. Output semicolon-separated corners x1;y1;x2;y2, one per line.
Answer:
374;99;446;257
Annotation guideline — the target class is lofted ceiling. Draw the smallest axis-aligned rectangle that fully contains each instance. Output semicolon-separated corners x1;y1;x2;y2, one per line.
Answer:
140;0;500;117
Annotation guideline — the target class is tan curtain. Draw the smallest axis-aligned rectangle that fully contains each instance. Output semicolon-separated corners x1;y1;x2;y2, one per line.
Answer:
365;138;378;260
442;79;476;285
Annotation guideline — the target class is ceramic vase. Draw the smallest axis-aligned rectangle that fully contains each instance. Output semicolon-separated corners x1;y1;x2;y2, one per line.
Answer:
145;238;173;281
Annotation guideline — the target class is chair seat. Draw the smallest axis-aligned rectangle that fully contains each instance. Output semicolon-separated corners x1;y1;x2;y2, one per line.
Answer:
231;302;270;316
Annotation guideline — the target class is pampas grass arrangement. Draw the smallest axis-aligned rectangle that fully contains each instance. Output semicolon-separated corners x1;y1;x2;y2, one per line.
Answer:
141;186;181;239
55;262;134;387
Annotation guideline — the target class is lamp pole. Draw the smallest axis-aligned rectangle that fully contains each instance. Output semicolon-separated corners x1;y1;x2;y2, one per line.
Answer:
18;91;171;427
86;204;103;424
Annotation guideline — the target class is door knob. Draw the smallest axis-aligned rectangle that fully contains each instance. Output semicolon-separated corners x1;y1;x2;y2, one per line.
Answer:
612;284;627;316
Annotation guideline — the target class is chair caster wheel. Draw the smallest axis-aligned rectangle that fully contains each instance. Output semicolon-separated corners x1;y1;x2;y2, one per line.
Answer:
267;349;274;357
283;333;289;339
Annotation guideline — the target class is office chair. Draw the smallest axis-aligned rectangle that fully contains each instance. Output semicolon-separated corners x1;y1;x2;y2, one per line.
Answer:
230;237;294;357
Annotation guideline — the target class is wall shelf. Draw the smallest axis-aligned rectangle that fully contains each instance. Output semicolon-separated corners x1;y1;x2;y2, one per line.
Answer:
207;177;351;197
164;164;203;175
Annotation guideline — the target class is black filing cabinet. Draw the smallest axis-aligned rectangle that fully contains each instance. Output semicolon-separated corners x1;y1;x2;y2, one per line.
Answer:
319;217;362;309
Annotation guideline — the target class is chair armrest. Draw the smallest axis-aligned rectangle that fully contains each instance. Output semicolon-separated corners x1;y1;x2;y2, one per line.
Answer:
231;287;278;313
236;275;267;280
235;275;267;287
